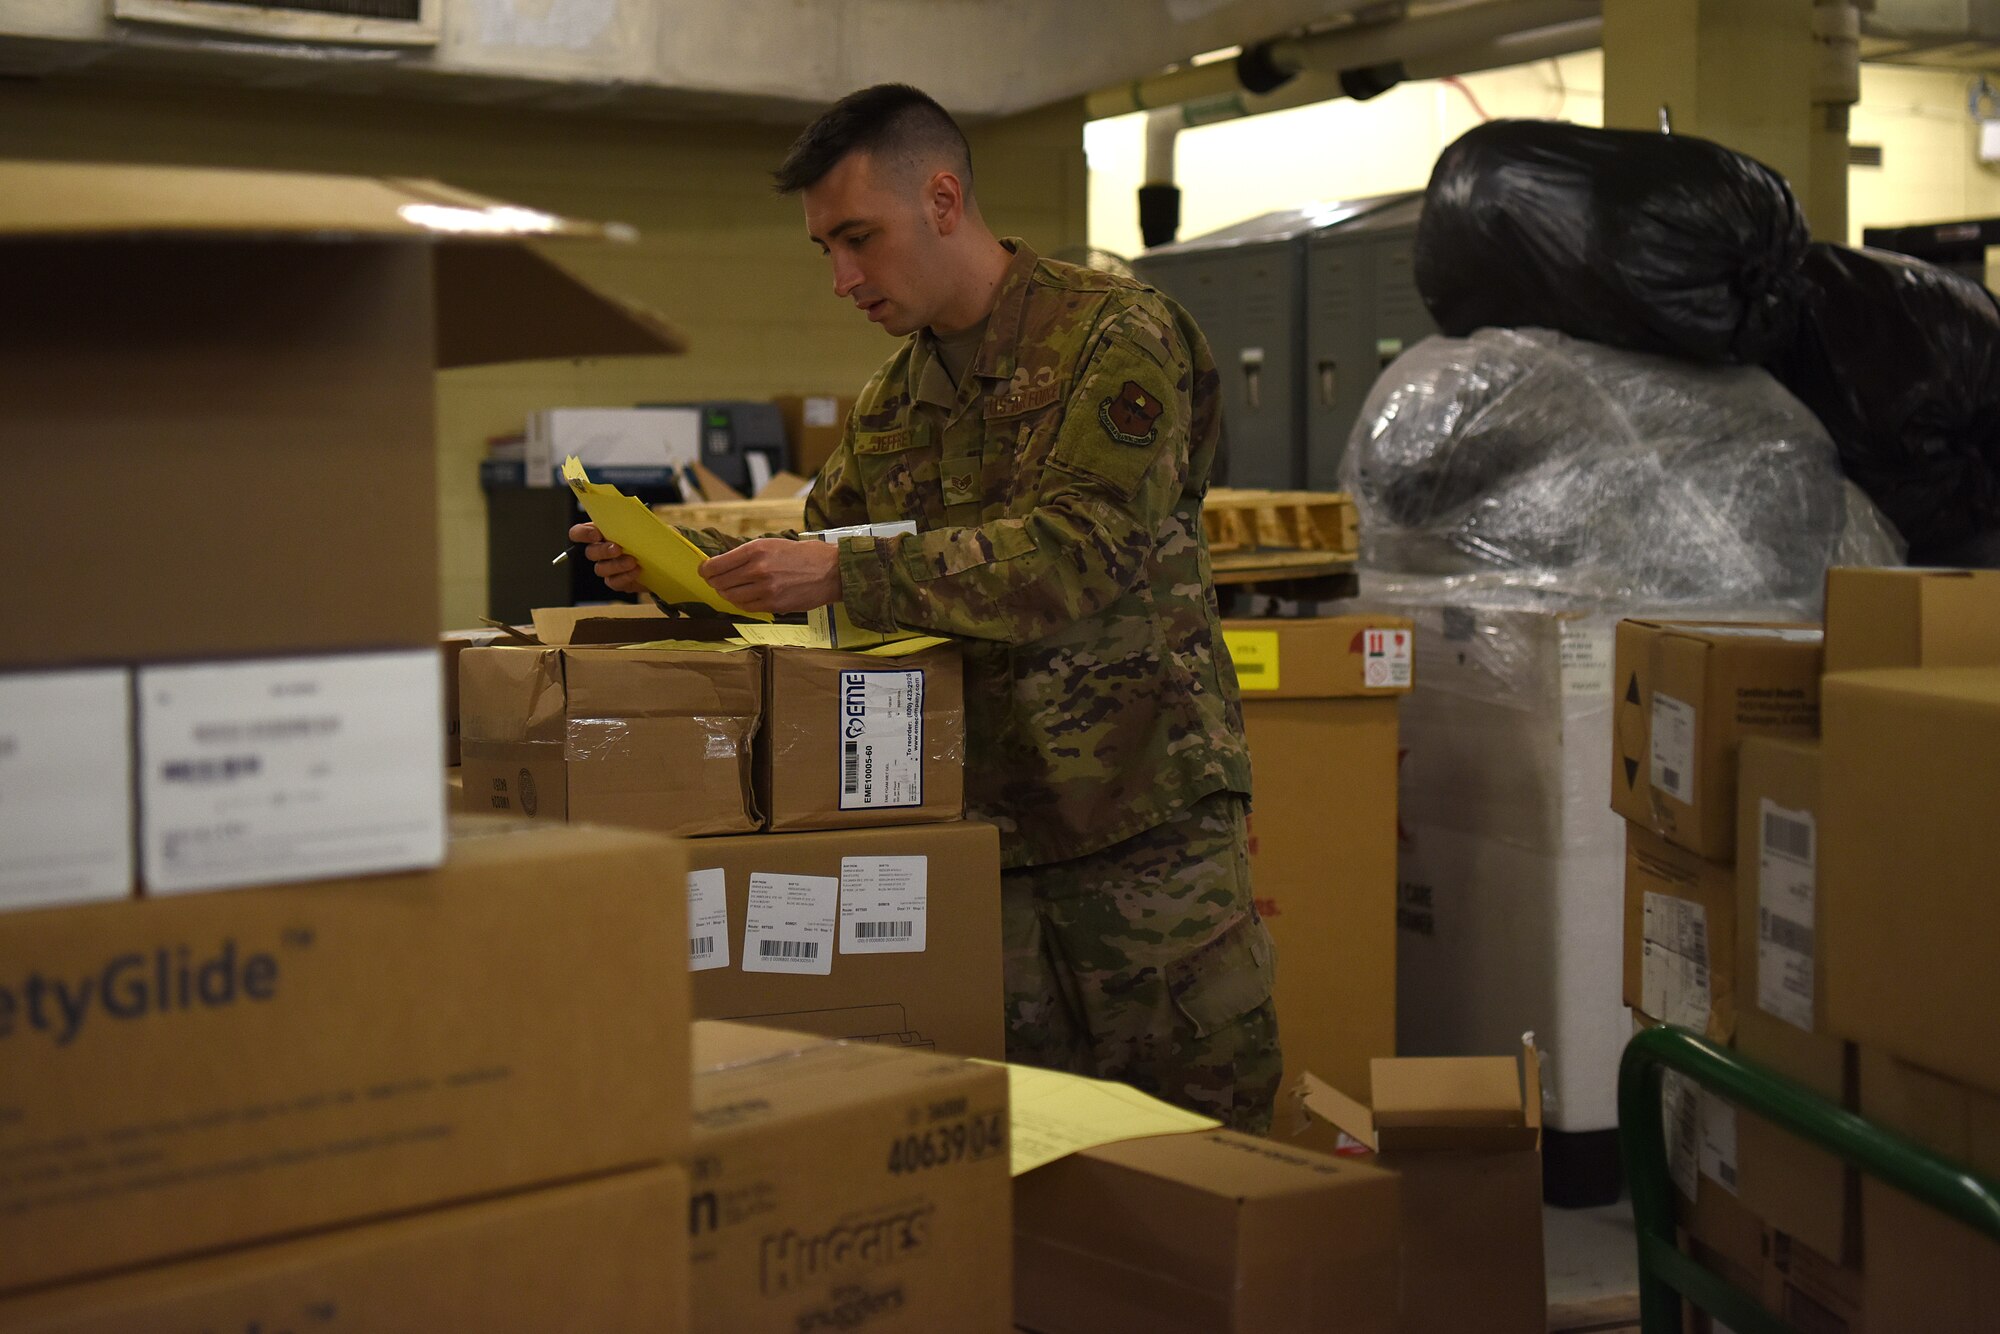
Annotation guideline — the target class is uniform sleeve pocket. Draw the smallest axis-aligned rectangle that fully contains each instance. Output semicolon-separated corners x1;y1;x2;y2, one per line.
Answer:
1049;349;1177;503
1166;912;1276;1038
902;520;1037;582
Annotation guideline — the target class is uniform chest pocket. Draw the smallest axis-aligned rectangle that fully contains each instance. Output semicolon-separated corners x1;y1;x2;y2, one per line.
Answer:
850;427;938;522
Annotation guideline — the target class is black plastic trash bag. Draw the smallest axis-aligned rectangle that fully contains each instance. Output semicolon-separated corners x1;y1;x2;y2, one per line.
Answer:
1414;120;1808;366
1766;242;2000;561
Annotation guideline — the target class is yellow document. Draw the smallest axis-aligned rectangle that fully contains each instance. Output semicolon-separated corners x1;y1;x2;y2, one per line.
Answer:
562;456;771;621
730;623;828;648
975;1060;1221;1176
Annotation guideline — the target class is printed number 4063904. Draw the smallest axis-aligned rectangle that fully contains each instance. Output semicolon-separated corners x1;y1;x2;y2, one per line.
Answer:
885;1112;1005;1176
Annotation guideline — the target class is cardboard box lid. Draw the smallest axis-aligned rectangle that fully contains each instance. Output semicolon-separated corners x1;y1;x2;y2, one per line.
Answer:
563;645;761;719
1825;566;2000;674
1084;1128;1374;1203
0;159;687;365
1625;619;1824;647
528;605;738;646
1299;1043;1542;1153
458;645;565;744
691;1021;1004;1137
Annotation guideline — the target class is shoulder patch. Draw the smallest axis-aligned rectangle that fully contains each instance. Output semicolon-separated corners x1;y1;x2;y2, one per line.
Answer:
1099;380;1164;447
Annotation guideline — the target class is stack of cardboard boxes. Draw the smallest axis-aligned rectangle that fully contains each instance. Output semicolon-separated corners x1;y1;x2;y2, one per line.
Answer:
0;161;707;1327
1613;568;2000;1331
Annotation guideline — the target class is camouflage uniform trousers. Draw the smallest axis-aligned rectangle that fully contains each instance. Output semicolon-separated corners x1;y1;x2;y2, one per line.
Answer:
1000;789;1282;1133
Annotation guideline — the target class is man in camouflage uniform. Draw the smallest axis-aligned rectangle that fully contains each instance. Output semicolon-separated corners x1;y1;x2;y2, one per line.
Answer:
577;84;1280;1131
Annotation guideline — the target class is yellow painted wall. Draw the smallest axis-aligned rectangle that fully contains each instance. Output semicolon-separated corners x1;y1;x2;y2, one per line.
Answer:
0;78;1087;625
1090;53;2000;257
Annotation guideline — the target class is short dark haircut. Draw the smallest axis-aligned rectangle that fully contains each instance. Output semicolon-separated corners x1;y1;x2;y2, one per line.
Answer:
772;84;973;196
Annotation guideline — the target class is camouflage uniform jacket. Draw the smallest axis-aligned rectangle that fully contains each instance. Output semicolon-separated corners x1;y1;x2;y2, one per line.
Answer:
808;238;1251;869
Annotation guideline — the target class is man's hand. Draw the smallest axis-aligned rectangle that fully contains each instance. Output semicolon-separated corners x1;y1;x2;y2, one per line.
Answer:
567;522;645;595
700;539;842;614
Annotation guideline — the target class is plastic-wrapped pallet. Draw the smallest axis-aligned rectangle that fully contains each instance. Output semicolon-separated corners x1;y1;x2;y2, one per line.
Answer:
1341;335;1900;1202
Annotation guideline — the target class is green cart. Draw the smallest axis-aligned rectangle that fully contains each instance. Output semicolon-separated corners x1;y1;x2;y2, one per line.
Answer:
1619;1024;2000;1333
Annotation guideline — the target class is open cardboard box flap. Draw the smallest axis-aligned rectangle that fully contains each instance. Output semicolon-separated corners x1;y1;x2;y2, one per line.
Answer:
0;159;687;364
1299;1040;1543;1154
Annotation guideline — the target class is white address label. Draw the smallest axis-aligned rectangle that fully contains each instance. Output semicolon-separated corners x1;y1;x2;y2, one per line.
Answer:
742;872;837;975
1642;891;1712;1031
1650;693;1698;805
687;867;730;972
1757;799;1817;1032
0;668;133;911
840;855;928;954
837;669;925;811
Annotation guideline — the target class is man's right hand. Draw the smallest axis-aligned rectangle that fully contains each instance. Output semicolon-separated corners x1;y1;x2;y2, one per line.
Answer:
568;521;645;595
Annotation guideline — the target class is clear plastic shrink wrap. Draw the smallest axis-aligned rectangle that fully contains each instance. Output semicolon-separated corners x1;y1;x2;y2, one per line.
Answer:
1342;328;1903;608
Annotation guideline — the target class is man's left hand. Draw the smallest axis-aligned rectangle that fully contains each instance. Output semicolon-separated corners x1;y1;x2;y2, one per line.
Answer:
700;538;842;614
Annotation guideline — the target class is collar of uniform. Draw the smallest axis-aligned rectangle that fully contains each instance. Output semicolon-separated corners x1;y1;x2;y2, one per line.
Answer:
972;237;1039;385
910;330;957;410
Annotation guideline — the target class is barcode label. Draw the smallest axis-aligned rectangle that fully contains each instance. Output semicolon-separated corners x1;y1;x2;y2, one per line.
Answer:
686;867;730;972
1642;892;1712;1030
840;856;929;955
1698;1091;1740;1197
1764;810;1812;863
1650;693;1697;805
1757;799;1817;1031
843;740;861;796
836;670;926;811
743;871;837;975
1761;911;1813;957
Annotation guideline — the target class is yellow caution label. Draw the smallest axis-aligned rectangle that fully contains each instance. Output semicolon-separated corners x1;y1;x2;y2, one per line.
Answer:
1224;629;1281;691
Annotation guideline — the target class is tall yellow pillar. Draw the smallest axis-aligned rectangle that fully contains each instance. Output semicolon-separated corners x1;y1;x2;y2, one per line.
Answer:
1604;0;1854;240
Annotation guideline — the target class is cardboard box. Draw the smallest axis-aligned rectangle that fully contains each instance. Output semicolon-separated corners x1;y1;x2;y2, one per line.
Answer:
686;821;1005;1060
0;1166;688;1332
0;159;680;671
0;668;132;914
1768;1231;1864;1334
688;1021;1011;1334
1858;1046;2000;1329
1221;616;1414;698
1014;1128;1400;1334
1734;736;1857;1263
1824;565;2000;674
1286;1046;1546;1334
1223;615;1410;1109
441;629;501;766
1822;667;2000;1095
459;641;762;836
136;648;447;894
1624;825;1737;1042
776;393;855;478
1612;620;1823;860
763;644;965;833
0;819;690;1293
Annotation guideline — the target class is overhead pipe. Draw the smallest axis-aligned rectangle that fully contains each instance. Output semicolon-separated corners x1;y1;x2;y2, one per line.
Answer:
1090;0;1600;121
1137;14;1603;247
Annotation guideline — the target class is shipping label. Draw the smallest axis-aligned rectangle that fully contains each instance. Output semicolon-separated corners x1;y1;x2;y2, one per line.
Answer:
1559;623;1613;698
0;668;133;910
1642;891;1712;1031
1662;1068;1701;1202
1698;1090;1741;1196
137;650;444;894
1649;693;1698;805
840;856;928;955
742;872;837;975
688;867;731;972
1757;799;1817;1032
836;670;925;811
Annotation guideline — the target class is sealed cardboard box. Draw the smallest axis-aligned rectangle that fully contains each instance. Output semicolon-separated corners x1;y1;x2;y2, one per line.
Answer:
1824;565;2000;673
1222;615;1411;1109
688;1021;1011;1334
686;821;1004;1060
763;644;965;832
1768;1231;1864;1334
0;668;132;913
1285;1045;1546;1334
440;629;501;766
1734;736;1857;1263
1014;1128;1400;1334
1858;1046;2000;1328
1612;620;1823;860
0;160;681;671
1822;667;2000;1095
0;1166;688;1333
137;648;446;894
459;642;762;837
0;820;690;1293
1624;825;1737;1042
776;393;855;478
